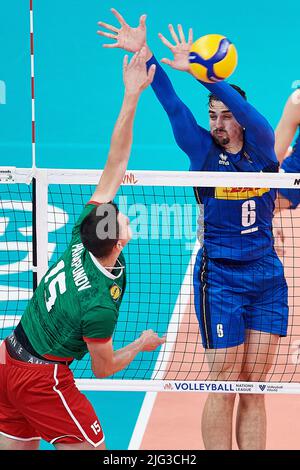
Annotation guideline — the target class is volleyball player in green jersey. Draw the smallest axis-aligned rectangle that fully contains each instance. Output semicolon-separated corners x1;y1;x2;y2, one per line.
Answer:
0;48;164;450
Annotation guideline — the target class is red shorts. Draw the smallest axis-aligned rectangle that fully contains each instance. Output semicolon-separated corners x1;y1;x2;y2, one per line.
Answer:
0;341;104;447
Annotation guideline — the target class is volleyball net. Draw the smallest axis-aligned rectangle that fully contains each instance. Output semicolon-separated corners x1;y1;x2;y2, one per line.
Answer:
1;167;300;393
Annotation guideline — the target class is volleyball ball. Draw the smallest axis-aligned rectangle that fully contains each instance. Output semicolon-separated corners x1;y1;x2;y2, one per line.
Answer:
189;34;238;83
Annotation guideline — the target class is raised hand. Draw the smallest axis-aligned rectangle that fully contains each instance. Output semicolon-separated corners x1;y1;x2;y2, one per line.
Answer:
123;47;156;95
97;8;147;53
159;24;193;72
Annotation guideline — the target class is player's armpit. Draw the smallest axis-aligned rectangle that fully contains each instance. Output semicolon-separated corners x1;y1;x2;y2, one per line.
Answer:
86;338;114;378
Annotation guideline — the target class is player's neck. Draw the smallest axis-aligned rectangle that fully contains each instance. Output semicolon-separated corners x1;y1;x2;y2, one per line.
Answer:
97;253;120;273
223;141;243;154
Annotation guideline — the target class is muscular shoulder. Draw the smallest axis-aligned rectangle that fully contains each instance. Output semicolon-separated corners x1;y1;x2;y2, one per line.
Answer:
284;91;300;125
291;90;300;112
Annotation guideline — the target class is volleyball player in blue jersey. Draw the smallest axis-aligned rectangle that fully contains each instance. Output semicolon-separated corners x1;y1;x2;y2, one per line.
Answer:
98;10;288;450
276;89;300;210
272;90;300;253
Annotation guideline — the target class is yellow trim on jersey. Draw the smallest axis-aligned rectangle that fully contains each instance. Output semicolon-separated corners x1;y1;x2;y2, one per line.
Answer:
215;187;270;200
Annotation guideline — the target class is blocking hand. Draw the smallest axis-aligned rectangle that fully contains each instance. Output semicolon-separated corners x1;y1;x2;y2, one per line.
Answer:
123;47;156;95
98;8;147;53
159;24;193;72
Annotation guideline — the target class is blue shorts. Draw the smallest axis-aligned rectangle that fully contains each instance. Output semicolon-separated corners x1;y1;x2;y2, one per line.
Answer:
193;248;288;349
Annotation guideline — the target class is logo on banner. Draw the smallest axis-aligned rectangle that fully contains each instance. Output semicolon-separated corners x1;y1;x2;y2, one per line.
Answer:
123;173;138;185
169;382;235;392
164;383;174;391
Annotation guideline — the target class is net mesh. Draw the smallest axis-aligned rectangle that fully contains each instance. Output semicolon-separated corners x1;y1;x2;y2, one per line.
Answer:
0;183;33;336
48;183;199;380
1;169;300;389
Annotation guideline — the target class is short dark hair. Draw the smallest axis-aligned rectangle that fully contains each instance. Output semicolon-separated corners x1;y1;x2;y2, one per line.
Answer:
208;84;247;106
80;202;120;258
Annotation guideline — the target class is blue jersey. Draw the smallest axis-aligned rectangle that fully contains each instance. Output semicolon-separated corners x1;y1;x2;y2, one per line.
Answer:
147;56;278;261
279;129;300;209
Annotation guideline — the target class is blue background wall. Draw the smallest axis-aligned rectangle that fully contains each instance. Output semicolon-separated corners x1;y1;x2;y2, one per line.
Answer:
1;0;299;450
1;0;299;170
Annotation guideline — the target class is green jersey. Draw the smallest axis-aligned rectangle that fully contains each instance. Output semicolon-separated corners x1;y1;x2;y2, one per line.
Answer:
21;203;126;360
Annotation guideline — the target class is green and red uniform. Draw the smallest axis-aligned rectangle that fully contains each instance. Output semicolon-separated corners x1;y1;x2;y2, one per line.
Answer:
22;202;126;359
0;202;126;446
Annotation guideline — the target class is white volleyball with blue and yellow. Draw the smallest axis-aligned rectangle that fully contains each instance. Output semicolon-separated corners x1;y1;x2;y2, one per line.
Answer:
189;34;238;83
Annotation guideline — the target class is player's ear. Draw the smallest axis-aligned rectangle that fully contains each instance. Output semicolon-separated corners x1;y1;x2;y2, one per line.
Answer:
116;241;124;252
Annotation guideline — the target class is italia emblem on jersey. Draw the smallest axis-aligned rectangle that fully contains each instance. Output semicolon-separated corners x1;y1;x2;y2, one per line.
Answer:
110;284;122;302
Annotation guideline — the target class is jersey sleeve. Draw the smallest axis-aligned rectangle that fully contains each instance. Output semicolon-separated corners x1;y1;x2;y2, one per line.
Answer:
201;80;277;167
71;202;99;241
147;55;212;169
82;306;118;342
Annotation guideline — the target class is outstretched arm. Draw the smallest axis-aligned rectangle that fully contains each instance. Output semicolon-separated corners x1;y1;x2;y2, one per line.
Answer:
202;80;275;152
158;25;276;161
146;55;212;164
275;92;300;209
275;90;300;163
98;11;212;168
91;47;156;203
277;132;300;209
87;330;165;378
